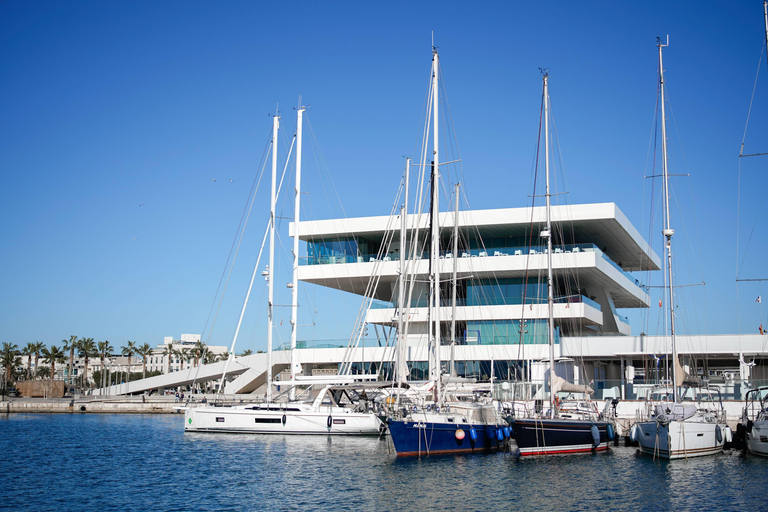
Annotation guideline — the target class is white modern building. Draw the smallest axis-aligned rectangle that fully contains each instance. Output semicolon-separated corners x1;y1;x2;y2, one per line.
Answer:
296;202;655;350
146;334;228;374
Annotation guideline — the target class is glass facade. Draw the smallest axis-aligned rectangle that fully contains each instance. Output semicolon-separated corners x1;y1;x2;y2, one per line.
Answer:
466;319;558;345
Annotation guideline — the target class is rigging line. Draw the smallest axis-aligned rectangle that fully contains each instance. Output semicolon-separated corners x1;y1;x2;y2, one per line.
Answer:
737;172;768;278
192;126;274;393
739;46;764;157
198;124;273;343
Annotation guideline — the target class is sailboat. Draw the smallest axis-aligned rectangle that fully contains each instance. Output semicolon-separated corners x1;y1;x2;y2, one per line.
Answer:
185;107;383;436
506;72;614;457
734;1;768;457
632;38;729;459
384;47;508;457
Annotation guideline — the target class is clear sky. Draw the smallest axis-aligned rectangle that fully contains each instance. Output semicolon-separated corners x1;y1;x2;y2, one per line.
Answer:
2;1;767;353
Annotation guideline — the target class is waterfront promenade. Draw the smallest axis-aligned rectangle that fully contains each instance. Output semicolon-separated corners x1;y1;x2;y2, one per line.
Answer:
0;395;194;414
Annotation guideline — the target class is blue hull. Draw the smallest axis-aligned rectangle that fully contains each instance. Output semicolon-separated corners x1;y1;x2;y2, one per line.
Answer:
387;419;507;457
510;418;611;456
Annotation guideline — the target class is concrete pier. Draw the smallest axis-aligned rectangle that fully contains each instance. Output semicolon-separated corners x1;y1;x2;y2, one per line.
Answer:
1;396;196;414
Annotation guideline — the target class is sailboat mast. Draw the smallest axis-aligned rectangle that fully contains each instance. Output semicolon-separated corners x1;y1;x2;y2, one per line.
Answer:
543;73;557;413
764;1;768;73
266;112;279;403
397;159;410;387
658;38;679;401
431;47;442;398
450;183;459;377
290;106;305;400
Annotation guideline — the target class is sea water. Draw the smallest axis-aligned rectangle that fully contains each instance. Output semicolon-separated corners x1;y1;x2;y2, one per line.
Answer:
1;413;765;511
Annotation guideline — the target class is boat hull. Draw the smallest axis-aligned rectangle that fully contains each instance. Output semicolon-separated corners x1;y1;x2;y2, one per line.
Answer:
510;418;611;456
386;419;506;457
185;405;384;435
746;420;768;457
635;419;725;459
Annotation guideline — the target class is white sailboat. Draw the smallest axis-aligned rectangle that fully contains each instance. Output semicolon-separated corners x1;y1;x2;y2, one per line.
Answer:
741;386;768;456
736;1;768;457
185;108;383;436
633;38;729;459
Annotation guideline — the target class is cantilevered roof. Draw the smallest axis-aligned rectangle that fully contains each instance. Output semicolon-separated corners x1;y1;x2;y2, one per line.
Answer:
292;203;660;272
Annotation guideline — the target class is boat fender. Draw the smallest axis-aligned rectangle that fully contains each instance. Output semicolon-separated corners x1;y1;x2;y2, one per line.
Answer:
327;415;333;429
508;425;515;438
80;405;86;412
469;427;477;441
455;429;465;441
281;414;286;426
630;424;639;443
725;425;733;444
747;420;754;434
496;429;504;441
591;424;600;448
503;426;511;439
606;423;615;441
715;425;722;444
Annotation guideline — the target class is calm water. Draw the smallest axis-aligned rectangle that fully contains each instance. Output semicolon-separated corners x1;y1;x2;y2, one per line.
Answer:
1;413;766;511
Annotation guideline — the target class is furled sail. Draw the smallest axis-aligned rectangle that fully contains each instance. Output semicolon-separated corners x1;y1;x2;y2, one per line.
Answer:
674;355;700;387
552;374;594;395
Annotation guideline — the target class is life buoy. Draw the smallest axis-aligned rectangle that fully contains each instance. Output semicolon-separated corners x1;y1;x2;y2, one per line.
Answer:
327;415;333;428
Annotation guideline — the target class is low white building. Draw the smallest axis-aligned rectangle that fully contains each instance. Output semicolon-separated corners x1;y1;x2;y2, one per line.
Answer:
146;334;228;374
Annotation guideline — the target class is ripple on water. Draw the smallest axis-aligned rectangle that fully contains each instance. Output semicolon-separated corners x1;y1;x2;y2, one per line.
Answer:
1;414;766;512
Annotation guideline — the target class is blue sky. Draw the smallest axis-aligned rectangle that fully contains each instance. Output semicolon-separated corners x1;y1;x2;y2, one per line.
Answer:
1;1;767;352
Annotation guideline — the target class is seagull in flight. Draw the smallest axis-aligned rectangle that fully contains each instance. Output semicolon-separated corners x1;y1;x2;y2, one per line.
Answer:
139;204;144;207
211;178;216;182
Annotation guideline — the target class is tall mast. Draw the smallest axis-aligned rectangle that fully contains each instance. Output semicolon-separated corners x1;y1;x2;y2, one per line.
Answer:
430;47;442;398
396;158;410;386
543;73;556;414
290;105;305;400
266;111;279;403
658;37;678;401
450;183;459;377
764;1;768;74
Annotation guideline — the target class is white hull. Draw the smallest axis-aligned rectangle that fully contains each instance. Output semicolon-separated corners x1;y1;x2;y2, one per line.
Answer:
185;403;384;435
746;420;768;457
635;418;726;459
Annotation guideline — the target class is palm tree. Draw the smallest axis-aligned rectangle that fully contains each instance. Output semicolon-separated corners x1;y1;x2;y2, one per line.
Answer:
78;338;96;389
193;340;206;367
32;341;45;379
179;348;190;371
240;349;253;357
162;345;174;374
62;335;78;386
22;342;35;380
98;341;114;390
36;366;51;379
2;342;20;392
121;341;136;382
204;350;217;365
41;345;65;382
217;351;230;362
136;343;153;380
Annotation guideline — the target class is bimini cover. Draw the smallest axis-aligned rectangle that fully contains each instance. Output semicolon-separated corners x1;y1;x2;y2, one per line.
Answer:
654;403;697;421
552;374;594;395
